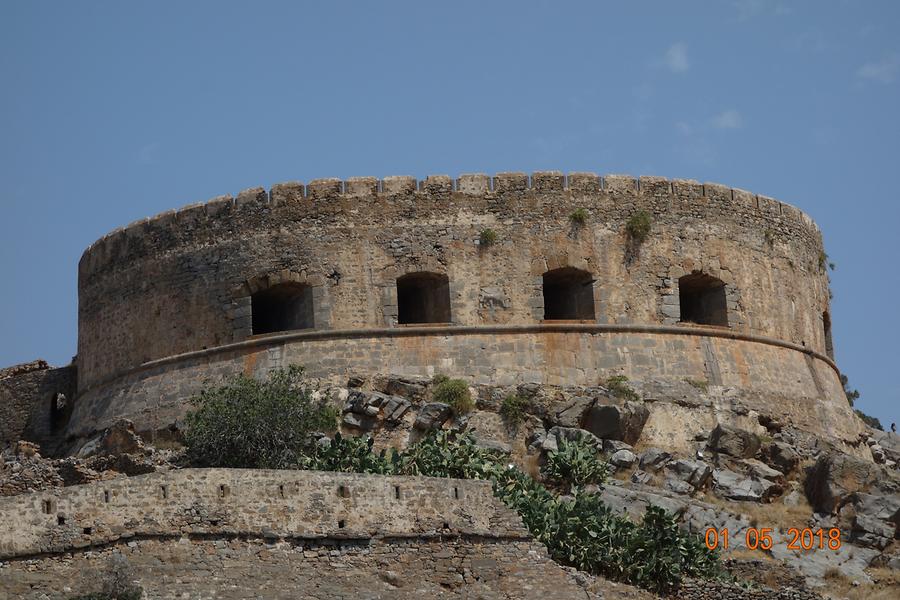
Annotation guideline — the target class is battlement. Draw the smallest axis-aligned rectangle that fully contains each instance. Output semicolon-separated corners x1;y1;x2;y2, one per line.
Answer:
78;171;821;278
0;468;522;560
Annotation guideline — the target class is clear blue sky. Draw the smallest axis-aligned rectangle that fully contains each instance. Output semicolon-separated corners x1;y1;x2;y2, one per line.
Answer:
1;1;897;427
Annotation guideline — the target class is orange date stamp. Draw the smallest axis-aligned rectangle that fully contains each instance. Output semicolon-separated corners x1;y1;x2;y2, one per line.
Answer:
704;527;843;551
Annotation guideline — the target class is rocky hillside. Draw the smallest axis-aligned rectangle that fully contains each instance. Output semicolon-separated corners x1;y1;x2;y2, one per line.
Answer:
2;375;897;599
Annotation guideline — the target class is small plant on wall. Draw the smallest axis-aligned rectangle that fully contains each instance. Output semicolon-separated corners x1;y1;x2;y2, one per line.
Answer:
569;207;588;225
432;377;474;415
479;228;498;247
624;210;652;264
626;210;652;243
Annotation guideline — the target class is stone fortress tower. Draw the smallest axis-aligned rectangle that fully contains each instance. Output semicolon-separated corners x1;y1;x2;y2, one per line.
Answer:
48;170;861;453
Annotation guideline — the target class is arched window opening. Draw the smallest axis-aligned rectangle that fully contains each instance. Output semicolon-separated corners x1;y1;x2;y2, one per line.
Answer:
542;267;596;320
823;311;834;360
251;282;315;334
397;272;451;324
678;273;728;326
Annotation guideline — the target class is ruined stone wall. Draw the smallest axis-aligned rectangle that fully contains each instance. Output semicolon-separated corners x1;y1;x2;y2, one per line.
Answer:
0;468;590;599
0;362;75;453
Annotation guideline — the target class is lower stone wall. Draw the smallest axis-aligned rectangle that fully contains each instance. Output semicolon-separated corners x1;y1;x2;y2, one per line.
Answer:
66;328;864;454
0;362;75;454
0;469;521;559
0;536;589;600
0;468;591;599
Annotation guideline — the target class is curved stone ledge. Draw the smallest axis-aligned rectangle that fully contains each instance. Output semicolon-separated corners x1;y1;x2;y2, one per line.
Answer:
77;323;838;398
0;469;519;560
66;325;860;449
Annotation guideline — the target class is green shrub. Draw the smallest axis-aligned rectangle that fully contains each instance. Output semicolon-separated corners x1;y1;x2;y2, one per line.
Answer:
500;394;528;427
183;366;339;469
297;429;722;593
479;228;498;247
431;373;450;386
604;375;640;402
569;207;588;225
392;429;501;479
304;432;394;474
432;378;474;415
625;210;652;243
541;434;609;491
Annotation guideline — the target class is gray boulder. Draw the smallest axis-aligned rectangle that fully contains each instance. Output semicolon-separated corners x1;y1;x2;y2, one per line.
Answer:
766;441;800;474
581;401;649;445
382;375;429;401
850;514;895;549
707;423;761;458
548;426;603;449
342;412;378;431
667;459;712;489
664;477;696;495
631;470;652;485
804;452;883;514
609;449;637;469
551;395;595;428
638;447;671;471
602;439;633;453
413;403;452;430
711;468;776;502
382;396;412;424
739;458;784;481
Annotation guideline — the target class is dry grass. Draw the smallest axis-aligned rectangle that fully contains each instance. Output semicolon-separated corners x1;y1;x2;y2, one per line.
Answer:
697;491;815;533
820;567;900;600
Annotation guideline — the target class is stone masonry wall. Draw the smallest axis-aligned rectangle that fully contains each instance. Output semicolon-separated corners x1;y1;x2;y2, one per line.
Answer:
68;327;861;453
0;469;591;599
0;362;75;454
0;469;518;558
76;172;830;391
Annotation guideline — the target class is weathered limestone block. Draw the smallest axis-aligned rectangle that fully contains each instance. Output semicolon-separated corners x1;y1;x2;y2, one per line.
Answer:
708;424;761;458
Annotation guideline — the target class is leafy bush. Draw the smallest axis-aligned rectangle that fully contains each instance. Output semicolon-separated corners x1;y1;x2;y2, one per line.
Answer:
392;429;500;479
604;375;640;402
183;366;339;469
280;428;721;593
500;394;528;427
541;434;608;491
432;378;474;415
569;207;588;225
431;373;449;386
479;228;498;247
625;210;652;243
305;432;394;474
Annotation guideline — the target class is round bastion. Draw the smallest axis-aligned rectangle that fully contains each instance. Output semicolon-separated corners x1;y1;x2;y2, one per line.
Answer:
68;171;863;450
